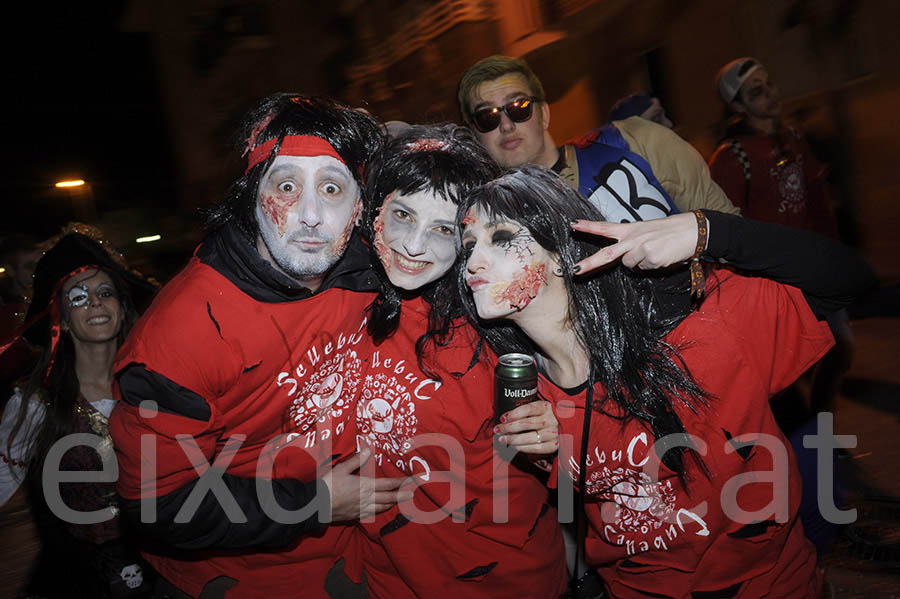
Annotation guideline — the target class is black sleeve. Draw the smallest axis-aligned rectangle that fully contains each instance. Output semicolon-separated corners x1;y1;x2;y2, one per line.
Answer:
118;474;329;551
702;210;878;318
116;366;330;550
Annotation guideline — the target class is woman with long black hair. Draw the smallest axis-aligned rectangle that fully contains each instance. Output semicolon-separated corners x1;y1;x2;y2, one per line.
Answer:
354;124;567;598
459;166;875;599
1;227;157;598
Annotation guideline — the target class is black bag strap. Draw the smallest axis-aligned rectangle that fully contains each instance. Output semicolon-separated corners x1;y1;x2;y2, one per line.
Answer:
566;383;596;597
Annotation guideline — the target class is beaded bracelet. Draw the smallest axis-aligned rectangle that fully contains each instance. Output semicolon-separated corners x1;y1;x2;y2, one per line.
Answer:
689;210;709;298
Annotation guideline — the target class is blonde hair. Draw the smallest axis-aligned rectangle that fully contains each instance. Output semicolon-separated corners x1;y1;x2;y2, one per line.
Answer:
456;55;546;125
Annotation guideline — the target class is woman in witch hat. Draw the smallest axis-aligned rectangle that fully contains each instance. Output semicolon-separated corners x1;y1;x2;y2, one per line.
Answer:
1;224;157;598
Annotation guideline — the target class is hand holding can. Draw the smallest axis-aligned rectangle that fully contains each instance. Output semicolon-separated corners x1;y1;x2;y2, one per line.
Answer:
494;353;538;422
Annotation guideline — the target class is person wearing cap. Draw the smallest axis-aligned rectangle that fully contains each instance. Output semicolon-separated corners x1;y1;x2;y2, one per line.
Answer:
709;57;851;559
107;94;410;598
607;93;673;129
0;225;157;597
457;55;739;223
709;57;838;236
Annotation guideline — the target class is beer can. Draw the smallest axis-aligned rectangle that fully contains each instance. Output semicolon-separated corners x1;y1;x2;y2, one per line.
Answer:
494;352;538;421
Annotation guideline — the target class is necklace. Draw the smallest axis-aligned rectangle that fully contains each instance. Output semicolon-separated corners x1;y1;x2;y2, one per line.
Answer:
74;402;110;437
73;401;119;516
73;402;115;463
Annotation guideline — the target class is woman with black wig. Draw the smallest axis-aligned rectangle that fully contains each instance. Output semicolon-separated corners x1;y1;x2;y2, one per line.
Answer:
460;166;875;599
0;227;157;598
355;124;567;598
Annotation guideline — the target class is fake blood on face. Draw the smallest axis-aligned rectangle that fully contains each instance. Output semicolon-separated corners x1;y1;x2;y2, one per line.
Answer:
490;262;547;310
260;194;297;237
372;203;391;274
333;202;359;257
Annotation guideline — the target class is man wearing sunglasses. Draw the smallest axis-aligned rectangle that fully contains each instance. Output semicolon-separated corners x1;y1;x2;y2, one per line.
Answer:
458;55;739;223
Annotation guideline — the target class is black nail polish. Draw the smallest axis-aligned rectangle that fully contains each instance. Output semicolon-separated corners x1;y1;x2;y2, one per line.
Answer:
573;265;582;274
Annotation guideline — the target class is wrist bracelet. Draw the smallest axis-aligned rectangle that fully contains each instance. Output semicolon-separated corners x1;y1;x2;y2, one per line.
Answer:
689;210;708;298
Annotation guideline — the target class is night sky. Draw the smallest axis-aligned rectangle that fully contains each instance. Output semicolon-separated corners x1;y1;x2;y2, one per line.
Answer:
4;3;177;240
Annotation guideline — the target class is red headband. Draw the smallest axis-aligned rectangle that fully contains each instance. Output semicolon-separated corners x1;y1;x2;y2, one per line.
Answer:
245;135;345;174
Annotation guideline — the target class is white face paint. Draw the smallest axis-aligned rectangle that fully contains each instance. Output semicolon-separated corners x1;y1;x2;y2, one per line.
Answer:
255;154;360;289
60;269;123;344
461;206;555;321
372;189;458;291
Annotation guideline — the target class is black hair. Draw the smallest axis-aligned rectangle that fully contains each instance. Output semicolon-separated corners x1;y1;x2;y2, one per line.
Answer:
10;268;139;493
206;94;384;242
457;165;707;477
362;124;501;375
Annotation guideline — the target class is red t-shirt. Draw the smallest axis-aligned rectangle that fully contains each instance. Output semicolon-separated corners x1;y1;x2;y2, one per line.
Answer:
543;270;832;599
353;297;567;599
110;257;374;598
708;128;838;237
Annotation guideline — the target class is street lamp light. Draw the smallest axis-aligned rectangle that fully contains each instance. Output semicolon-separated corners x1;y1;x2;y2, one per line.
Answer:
55;179;85;188
54;178;94;220
136;235;161;243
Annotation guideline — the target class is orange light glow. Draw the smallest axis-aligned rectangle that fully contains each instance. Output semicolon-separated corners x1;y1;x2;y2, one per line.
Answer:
55;179;85;188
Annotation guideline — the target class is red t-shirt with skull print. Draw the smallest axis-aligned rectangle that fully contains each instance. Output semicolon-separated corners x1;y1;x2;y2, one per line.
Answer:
111;255;374;598
542;269;832;599
352;297;567;599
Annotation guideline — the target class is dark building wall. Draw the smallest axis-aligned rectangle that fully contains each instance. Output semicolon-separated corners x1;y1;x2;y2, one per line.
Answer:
130;0;900;280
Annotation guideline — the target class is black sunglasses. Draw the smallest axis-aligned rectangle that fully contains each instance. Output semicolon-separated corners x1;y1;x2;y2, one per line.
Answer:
470;97;539;133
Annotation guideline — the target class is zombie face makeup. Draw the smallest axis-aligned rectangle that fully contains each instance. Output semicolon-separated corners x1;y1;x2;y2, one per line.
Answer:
372;200;391;276
256;154;360;288
60;269;123;344
372;189;458;291
462;206;554;321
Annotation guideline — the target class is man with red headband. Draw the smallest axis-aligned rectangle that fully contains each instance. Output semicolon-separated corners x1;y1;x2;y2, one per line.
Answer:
108;95;409;598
